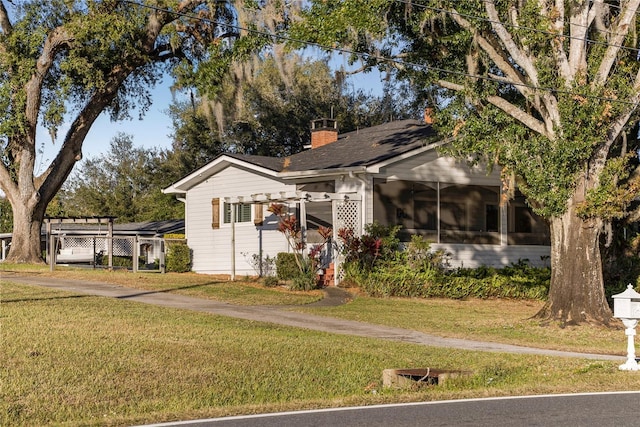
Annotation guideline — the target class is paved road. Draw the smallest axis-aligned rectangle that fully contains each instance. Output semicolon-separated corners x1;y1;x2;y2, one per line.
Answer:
2;272;624;361
139;392;640;427
5;274;636;426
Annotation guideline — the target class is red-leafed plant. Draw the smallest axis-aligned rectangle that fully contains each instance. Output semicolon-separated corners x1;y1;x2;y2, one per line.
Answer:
336;223;401;284
268;203;332;290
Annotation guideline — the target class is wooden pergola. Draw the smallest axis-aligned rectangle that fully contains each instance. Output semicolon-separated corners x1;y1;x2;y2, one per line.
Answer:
222;191;361;281
44;216;116;271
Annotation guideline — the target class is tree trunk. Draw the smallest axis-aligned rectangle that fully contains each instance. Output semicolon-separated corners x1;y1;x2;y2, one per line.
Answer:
535;205;612;326
5;199;46;264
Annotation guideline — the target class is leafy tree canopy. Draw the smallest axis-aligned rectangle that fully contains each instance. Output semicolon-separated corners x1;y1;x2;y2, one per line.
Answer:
167;53;421;163
0;0;294;262
59;133;182;222
292;0;640;221
291;0;640;325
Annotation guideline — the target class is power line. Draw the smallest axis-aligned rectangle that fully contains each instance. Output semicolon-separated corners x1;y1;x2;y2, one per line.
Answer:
394;0;640;55
121;0;640;107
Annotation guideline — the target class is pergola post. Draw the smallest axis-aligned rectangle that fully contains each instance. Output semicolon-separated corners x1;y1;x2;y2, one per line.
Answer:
108;218;113;270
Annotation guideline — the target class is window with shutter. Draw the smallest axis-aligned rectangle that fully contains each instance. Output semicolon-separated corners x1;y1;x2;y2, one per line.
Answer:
223;203;252;224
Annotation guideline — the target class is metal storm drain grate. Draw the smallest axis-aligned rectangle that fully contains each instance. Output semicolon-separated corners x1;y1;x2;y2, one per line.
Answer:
382;368;472;388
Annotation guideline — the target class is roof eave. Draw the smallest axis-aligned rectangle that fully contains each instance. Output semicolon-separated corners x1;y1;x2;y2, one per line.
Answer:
278;166;368;180
365;138;451;173
163;155;281;194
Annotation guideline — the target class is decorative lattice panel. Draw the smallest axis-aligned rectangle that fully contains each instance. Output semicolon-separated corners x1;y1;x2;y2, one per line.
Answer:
61;237;93;250
332;200;361;285
333;200;361;235
112;237;133;256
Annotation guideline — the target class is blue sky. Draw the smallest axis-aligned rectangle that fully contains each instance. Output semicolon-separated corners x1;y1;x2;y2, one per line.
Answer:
35;66;385;171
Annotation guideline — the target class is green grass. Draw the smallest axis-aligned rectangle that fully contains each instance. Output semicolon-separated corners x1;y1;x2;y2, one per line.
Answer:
2;267;640;426
295;295;624;355
0;264;322;305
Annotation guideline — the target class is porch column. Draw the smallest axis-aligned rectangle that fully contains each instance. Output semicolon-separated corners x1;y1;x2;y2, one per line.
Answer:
108;218;114;270
47;221;55;271
299;199;307;256
436;181;441;244
500;182;508;246
231;203;236;281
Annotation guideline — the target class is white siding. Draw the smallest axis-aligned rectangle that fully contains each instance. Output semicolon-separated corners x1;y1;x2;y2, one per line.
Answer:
432;243;550;269
185;166;294;275
383;151;502;185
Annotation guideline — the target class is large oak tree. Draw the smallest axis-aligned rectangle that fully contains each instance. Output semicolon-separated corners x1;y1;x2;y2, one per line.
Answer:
0;0;291;262
294;0;640;325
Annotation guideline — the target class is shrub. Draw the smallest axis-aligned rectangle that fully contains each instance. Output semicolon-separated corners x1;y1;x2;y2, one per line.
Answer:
243;252;276;277
405;234;450;272
360;264;440;297
95;253;132;268
291;268;318;291
269;204;331;291
262;276;279;287
337;223;402;275
276;253;299;281
166;242;191;273
353;253;549;300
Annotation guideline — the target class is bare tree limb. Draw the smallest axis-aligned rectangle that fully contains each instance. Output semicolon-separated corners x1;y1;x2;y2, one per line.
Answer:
543;0;572;82
593;0;640;86
437;78;550;138
487;95;549;137
24;27;74;139
564;1;589;82
449;5;564;135
482;2;538;87
0;1;12;35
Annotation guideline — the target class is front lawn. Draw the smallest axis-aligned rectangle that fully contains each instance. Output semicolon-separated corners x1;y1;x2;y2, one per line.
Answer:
2;279;640;426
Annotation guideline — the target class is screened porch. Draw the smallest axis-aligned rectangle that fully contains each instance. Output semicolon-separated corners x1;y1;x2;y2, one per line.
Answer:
372;180;550;246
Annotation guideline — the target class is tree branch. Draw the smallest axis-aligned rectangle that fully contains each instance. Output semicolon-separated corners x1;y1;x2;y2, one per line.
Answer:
449;6;563;134
564;1;589;82
0;1;12;35
437;78;550;138
593;0;640;86
482;2;538;88
0;156;16;200
544;0;572;83
37;1;199;201
24;26;73;141
486;95;549;137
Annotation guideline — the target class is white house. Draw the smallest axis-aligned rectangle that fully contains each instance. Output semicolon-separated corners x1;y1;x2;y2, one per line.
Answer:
163;118;550;278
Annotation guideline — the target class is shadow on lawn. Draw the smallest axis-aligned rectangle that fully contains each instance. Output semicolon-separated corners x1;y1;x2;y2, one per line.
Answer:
115;282;220;299
2;293;91;303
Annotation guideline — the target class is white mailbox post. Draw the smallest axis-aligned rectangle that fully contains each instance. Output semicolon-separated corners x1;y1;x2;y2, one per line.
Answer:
612;284;640;371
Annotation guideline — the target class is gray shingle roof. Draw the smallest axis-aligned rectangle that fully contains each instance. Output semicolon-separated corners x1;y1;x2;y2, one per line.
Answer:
223;153;286;172
284;119;438;172
223;119;438;173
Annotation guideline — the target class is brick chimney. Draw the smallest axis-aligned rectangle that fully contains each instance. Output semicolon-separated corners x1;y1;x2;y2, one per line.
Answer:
310;118;338;149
